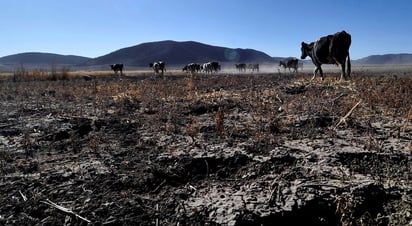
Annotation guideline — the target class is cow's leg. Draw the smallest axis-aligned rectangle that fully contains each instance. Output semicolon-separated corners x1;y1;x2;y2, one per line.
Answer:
312;67;322;80
319;67;324;80
311;68;317;80
346;53;351;79
340;63;346;81
312;66;324;80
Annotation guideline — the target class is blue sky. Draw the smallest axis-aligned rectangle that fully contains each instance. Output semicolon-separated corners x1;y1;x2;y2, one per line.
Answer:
1;0;412;60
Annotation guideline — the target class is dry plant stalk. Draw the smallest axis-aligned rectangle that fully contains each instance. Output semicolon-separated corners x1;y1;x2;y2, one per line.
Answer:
41;199;91;223
335;99;362;128
215;107;225;135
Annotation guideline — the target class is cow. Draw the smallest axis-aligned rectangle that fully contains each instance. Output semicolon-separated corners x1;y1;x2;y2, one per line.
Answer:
279;58;299;73
201;63;211;74
248;63;259;72
110;64;123;75
210;61;221;72
149;61;166;77
201;62;221;74
301;30;351;81
235;63;247;72
183;63;201;75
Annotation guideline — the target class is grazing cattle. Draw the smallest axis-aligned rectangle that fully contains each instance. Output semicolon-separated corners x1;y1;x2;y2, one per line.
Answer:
149;61;166;77
110;64;123;75
235;63;247;72
201;63;212;73
248;63;259;72
210;61;221;72
202;62;221;74
183;63;201;75
301;30;351;80
279;58;299;73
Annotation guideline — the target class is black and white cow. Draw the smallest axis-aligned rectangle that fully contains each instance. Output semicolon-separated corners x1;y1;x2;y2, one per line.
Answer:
235;63;247;72
201;63;211;73
248;63;259;72
110;64;123;75
279;58;299;73
301;30;351;80
183;63;201;75
201;62;221;74
149;61;166;77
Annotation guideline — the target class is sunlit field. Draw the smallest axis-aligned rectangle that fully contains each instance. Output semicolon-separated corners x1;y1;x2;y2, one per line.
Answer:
0;65;411;225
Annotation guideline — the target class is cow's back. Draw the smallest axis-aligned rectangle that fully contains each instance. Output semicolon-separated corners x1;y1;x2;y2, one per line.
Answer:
313;35;334;64
330;31;351;60
314;31;351;64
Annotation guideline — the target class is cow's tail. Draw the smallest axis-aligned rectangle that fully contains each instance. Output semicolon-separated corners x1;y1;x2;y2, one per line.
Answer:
347;52;351;78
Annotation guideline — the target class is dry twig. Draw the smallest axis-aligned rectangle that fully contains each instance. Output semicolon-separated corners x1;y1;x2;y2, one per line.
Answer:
150;179;167;194
19;190;27;202
335;100;362;128
40;199;91;223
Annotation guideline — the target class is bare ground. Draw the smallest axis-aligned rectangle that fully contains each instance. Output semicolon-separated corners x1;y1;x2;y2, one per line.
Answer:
0;71;411;225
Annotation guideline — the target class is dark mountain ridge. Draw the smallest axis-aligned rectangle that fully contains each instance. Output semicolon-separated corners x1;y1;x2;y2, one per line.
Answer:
355;53;412;65
1;42;412;71
83;40;275;66
0;52;90;65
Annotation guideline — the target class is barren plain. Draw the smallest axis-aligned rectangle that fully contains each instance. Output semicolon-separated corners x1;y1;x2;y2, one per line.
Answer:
0;68;411;225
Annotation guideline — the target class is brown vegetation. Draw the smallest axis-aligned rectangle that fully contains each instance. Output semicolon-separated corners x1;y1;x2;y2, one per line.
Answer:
0;69;411;225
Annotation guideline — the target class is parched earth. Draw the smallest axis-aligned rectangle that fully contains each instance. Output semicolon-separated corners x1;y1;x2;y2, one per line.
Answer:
0;71;411;225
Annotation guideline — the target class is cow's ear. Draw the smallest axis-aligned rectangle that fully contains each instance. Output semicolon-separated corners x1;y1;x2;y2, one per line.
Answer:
301;42;305;46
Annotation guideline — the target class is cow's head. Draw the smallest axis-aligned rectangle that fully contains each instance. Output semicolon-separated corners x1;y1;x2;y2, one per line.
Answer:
149;63;154;68
300;42;310;59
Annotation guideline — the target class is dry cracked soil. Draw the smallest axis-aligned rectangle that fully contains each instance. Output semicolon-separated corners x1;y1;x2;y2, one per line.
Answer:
0;71;411;225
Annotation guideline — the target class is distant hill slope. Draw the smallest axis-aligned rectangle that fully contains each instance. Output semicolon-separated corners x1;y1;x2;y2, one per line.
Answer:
83;40;275;66
355;53;412;64
0;52;90;65
2;44;412;70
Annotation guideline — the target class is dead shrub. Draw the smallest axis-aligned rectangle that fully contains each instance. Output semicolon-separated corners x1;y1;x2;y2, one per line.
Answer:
214;107;225;136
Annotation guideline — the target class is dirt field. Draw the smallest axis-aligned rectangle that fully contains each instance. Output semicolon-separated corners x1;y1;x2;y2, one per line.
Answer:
0;69;411;225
